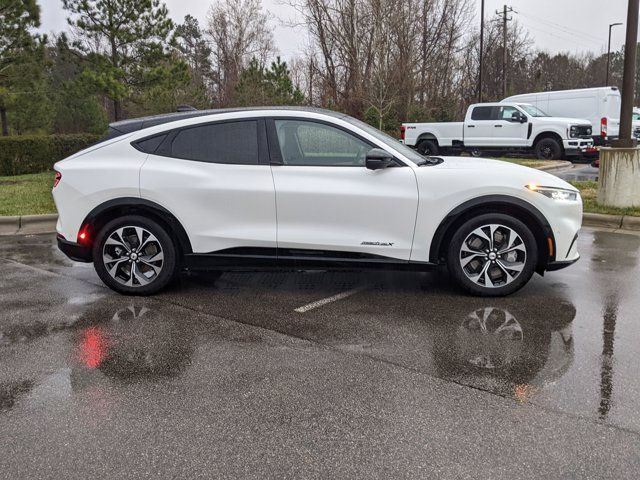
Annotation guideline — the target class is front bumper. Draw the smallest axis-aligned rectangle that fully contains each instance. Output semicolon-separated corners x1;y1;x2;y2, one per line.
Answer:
57;235;92;262
546;255;580;271
563;138;594;157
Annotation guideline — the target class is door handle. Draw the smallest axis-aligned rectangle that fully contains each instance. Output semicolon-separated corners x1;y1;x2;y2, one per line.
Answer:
467;125;475;128
494;125;502;128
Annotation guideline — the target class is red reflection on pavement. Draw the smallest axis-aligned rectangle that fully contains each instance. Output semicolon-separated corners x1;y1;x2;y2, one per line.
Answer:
80;327;107;368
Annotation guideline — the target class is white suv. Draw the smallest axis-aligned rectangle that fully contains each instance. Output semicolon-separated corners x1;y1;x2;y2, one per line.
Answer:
53;107;582;296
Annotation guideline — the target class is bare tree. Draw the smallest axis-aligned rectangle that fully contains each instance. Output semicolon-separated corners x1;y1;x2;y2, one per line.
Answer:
206;0;275;106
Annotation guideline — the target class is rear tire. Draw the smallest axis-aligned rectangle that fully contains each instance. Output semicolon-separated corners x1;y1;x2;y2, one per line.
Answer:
534;137;562;160
93;215;178;296
417;139;439;156
446;214;538;297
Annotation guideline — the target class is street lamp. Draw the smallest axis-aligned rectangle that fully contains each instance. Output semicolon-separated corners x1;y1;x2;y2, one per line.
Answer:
606;22;623;86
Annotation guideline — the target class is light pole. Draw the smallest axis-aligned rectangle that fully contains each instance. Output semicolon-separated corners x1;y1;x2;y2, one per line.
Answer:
606;22;622;86
478;0;485;102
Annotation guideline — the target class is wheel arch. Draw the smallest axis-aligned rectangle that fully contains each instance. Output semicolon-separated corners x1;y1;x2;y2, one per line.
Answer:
532;130;564;148
417;133;439;144
428;195;556;273
80;198;193;258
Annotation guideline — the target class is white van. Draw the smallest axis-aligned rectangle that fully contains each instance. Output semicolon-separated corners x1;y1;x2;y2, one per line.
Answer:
503;87;633;145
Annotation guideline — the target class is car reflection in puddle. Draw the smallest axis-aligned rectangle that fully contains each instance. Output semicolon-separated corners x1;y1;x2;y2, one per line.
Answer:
431;304;575;399
73;303;196;384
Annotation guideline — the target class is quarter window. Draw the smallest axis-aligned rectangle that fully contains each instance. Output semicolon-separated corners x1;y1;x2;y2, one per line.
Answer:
274;119;372;167
170;121;258;164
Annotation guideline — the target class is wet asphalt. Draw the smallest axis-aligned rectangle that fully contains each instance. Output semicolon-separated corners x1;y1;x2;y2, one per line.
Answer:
1;228;640;479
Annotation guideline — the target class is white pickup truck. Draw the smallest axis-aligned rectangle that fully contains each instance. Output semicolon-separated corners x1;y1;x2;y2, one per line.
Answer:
401;102;595;160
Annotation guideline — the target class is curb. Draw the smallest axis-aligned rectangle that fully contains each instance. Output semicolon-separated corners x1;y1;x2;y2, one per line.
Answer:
538;161;573;172
1;211;639;236
0;214;58;236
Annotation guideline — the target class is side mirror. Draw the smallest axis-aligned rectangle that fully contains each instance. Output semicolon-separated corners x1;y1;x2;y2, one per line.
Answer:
510;112;526;123
365;148;394;170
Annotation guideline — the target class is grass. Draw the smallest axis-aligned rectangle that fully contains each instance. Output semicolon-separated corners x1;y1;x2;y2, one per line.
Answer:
569;181;640;217
0;172;638;218
0;172;56;216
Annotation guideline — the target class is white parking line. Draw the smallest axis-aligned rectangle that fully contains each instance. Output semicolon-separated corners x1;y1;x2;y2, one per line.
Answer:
294;287;364;313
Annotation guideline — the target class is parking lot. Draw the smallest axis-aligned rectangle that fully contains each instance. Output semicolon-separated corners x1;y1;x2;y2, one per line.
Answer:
1;227;640;478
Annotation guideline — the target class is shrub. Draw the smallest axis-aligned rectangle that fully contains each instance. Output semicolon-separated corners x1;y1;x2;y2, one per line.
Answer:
0;134;102;176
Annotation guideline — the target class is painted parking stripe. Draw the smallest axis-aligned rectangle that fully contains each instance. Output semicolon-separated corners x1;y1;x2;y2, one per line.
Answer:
294;288;364;313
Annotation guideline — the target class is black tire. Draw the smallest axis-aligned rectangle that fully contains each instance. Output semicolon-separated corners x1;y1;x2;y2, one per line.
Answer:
534;137;562;160
446;213;538;297
417;139;439;156
93;215;178;295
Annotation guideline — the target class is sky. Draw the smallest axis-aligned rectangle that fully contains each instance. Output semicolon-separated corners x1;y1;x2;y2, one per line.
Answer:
38;0;632;60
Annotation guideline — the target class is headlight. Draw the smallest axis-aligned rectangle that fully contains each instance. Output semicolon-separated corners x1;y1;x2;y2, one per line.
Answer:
569;126;578;138
526;184;579;201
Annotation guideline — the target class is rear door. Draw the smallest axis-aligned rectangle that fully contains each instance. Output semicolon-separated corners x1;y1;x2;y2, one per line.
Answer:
139;119;277;254
268;118;418;261
464;106;497;146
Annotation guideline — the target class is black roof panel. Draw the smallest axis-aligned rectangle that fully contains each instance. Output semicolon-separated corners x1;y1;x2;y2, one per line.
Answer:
106;106;347;140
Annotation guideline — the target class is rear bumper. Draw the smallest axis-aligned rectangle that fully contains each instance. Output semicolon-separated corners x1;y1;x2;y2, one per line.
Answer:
57;235;92;262
546;255;580;271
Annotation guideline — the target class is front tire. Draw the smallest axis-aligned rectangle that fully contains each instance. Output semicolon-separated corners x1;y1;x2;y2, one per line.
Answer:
93;215;178;295
446;214;538;297
534;137;562;160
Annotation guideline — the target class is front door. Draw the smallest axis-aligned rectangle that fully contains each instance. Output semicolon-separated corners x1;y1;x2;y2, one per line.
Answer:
493;105;529;146
268;118;419;261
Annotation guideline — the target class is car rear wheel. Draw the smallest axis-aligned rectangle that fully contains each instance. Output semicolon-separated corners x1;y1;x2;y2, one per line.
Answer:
447;214;538;297
534;137;562;160
417;139;439;156
93;215;178;295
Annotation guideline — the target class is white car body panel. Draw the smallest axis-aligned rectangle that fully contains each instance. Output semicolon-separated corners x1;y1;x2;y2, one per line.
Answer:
140;157;277;253
53;107;582;289
271;165;418;260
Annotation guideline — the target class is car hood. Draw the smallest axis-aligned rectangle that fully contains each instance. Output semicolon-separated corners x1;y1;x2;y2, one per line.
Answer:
426;156;577;191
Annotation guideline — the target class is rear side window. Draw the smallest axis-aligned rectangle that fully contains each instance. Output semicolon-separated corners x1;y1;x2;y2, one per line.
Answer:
134;134;167;154
170;121;258;164
471;106;496;121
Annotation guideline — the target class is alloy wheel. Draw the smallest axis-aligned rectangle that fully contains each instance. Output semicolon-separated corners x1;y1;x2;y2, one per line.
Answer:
459;224;527;288
102;226;164;287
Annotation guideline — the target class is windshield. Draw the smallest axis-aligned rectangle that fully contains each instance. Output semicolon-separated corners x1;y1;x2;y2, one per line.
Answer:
347;117;427;164
518;104;548;117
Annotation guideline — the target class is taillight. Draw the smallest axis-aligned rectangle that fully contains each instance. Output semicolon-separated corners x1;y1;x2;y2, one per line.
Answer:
400;125;406;140
53;170;61;188
77;224;91;244
600;117;607;137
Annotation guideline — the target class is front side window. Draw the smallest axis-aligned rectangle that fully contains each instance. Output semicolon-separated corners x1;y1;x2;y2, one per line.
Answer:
170;120;258;164
498;106;519;121
274;119;372;166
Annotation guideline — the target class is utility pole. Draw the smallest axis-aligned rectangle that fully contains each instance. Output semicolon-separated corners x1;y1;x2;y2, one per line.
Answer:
496;5;514;98
606;23;623;86
478;0;485;102
616;0;639;146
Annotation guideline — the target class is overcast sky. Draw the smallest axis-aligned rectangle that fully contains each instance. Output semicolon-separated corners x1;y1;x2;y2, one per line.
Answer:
39;0;632;60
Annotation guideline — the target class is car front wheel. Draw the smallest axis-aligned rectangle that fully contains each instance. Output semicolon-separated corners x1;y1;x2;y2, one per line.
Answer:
447;214;538;296
93;215;178;295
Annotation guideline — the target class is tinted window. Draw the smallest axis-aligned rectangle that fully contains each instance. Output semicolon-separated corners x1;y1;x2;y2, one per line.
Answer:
135;134;167;154
471;106;496;121
171;121;258;164
274;119;371;166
